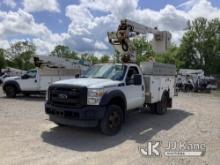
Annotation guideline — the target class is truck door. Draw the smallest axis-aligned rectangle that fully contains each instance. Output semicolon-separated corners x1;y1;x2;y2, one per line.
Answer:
122;66;145;110
18;69;38;91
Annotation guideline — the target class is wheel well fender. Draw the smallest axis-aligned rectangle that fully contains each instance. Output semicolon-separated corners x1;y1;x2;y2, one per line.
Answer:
3;80;20;92
100;90;127;120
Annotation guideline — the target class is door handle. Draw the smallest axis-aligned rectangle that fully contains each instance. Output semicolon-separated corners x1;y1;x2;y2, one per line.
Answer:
35;79;37;83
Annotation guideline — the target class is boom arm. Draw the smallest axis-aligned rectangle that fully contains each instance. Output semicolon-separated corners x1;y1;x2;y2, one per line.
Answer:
33;55;83;69
118;19;160;35
108;19;171;63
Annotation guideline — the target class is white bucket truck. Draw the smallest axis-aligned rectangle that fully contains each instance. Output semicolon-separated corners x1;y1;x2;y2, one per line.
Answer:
45;19;176;135
2;56;83;98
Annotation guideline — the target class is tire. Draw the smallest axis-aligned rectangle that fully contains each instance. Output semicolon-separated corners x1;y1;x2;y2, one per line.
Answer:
185;86;190;92
194;88;198;92
155;93;168;115
5;85;17;98
100;105;123;136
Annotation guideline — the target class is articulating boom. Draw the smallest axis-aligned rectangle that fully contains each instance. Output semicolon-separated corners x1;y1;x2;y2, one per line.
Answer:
108;19;172;63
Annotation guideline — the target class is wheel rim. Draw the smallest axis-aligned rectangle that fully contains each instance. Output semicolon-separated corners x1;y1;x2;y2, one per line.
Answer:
108;111;120;129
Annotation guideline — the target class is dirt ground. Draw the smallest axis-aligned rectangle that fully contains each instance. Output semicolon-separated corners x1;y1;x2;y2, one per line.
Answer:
0;87;219;165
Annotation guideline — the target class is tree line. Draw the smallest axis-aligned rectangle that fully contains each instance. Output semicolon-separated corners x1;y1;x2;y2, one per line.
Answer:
0;42;110;71
50;45;110;64
0;17;220;74
132;17;220;74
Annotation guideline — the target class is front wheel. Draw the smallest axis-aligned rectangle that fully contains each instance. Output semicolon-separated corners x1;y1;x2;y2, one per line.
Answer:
100;105;123;136
5;85;17;98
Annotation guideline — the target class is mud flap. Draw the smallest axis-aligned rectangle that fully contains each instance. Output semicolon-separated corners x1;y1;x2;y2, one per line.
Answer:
167;98;172;108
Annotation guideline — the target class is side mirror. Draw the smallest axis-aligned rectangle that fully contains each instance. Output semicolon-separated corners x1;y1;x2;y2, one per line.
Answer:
134;74;142;85
75;74;80;78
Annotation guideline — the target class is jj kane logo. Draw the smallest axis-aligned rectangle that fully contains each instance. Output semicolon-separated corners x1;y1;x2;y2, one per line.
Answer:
139;141;206;157
139;141;161;157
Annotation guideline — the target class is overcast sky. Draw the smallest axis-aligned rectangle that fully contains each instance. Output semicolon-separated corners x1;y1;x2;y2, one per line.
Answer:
0;0;220;56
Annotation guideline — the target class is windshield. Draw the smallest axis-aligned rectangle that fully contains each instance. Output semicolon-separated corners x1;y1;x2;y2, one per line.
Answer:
82;64;127;81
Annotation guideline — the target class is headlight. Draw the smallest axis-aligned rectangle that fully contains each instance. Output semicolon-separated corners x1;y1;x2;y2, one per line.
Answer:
87;88;104;105
88;88;104;97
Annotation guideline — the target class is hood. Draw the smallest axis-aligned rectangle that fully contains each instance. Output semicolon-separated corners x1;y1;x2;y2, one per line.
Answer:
4;76;20;82
53;78;121;88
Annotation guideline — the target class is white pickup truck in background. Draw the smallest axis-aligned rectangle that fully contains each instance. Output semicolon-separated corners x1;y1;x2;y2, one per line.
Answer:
2;56;87;98
45;62;176;135
2;67;80;98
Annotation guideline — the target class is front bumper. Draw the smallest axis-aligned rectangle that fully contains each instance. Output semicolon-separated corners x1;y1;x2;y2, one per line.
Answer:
45;102;106;127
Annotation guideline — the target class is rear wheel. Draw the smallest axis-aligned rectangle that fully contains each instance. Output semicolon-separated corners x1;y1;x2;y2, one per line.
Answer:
5;85;17;98
155;93;168;115
100;105;123;136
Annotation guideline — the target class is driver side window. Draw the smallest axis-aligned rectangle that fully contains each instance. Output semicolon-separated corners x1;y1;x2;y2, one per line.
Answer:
23;70;37;79
27;70;37;78
126;66;139;85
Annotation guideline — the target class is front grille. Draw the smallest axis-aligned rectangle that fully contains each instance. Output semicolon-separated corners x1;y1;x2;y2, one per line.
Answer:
48;85;87;107
46;107;80;119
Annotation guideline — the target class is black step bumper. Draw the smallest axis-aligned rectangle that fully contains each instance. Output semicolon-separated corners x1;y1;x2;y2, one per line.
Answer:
45;102;106;127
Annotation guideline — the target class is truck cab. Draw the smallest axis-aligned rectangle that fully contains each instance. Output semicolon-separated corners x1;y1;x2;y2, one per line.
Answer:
45;62;176;135
2;67;80;98
2;69;39;97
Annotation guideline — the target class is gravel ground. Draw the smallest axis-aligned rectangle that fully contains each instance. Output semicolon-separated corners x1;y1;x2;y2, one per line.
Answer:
0;87;219;165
